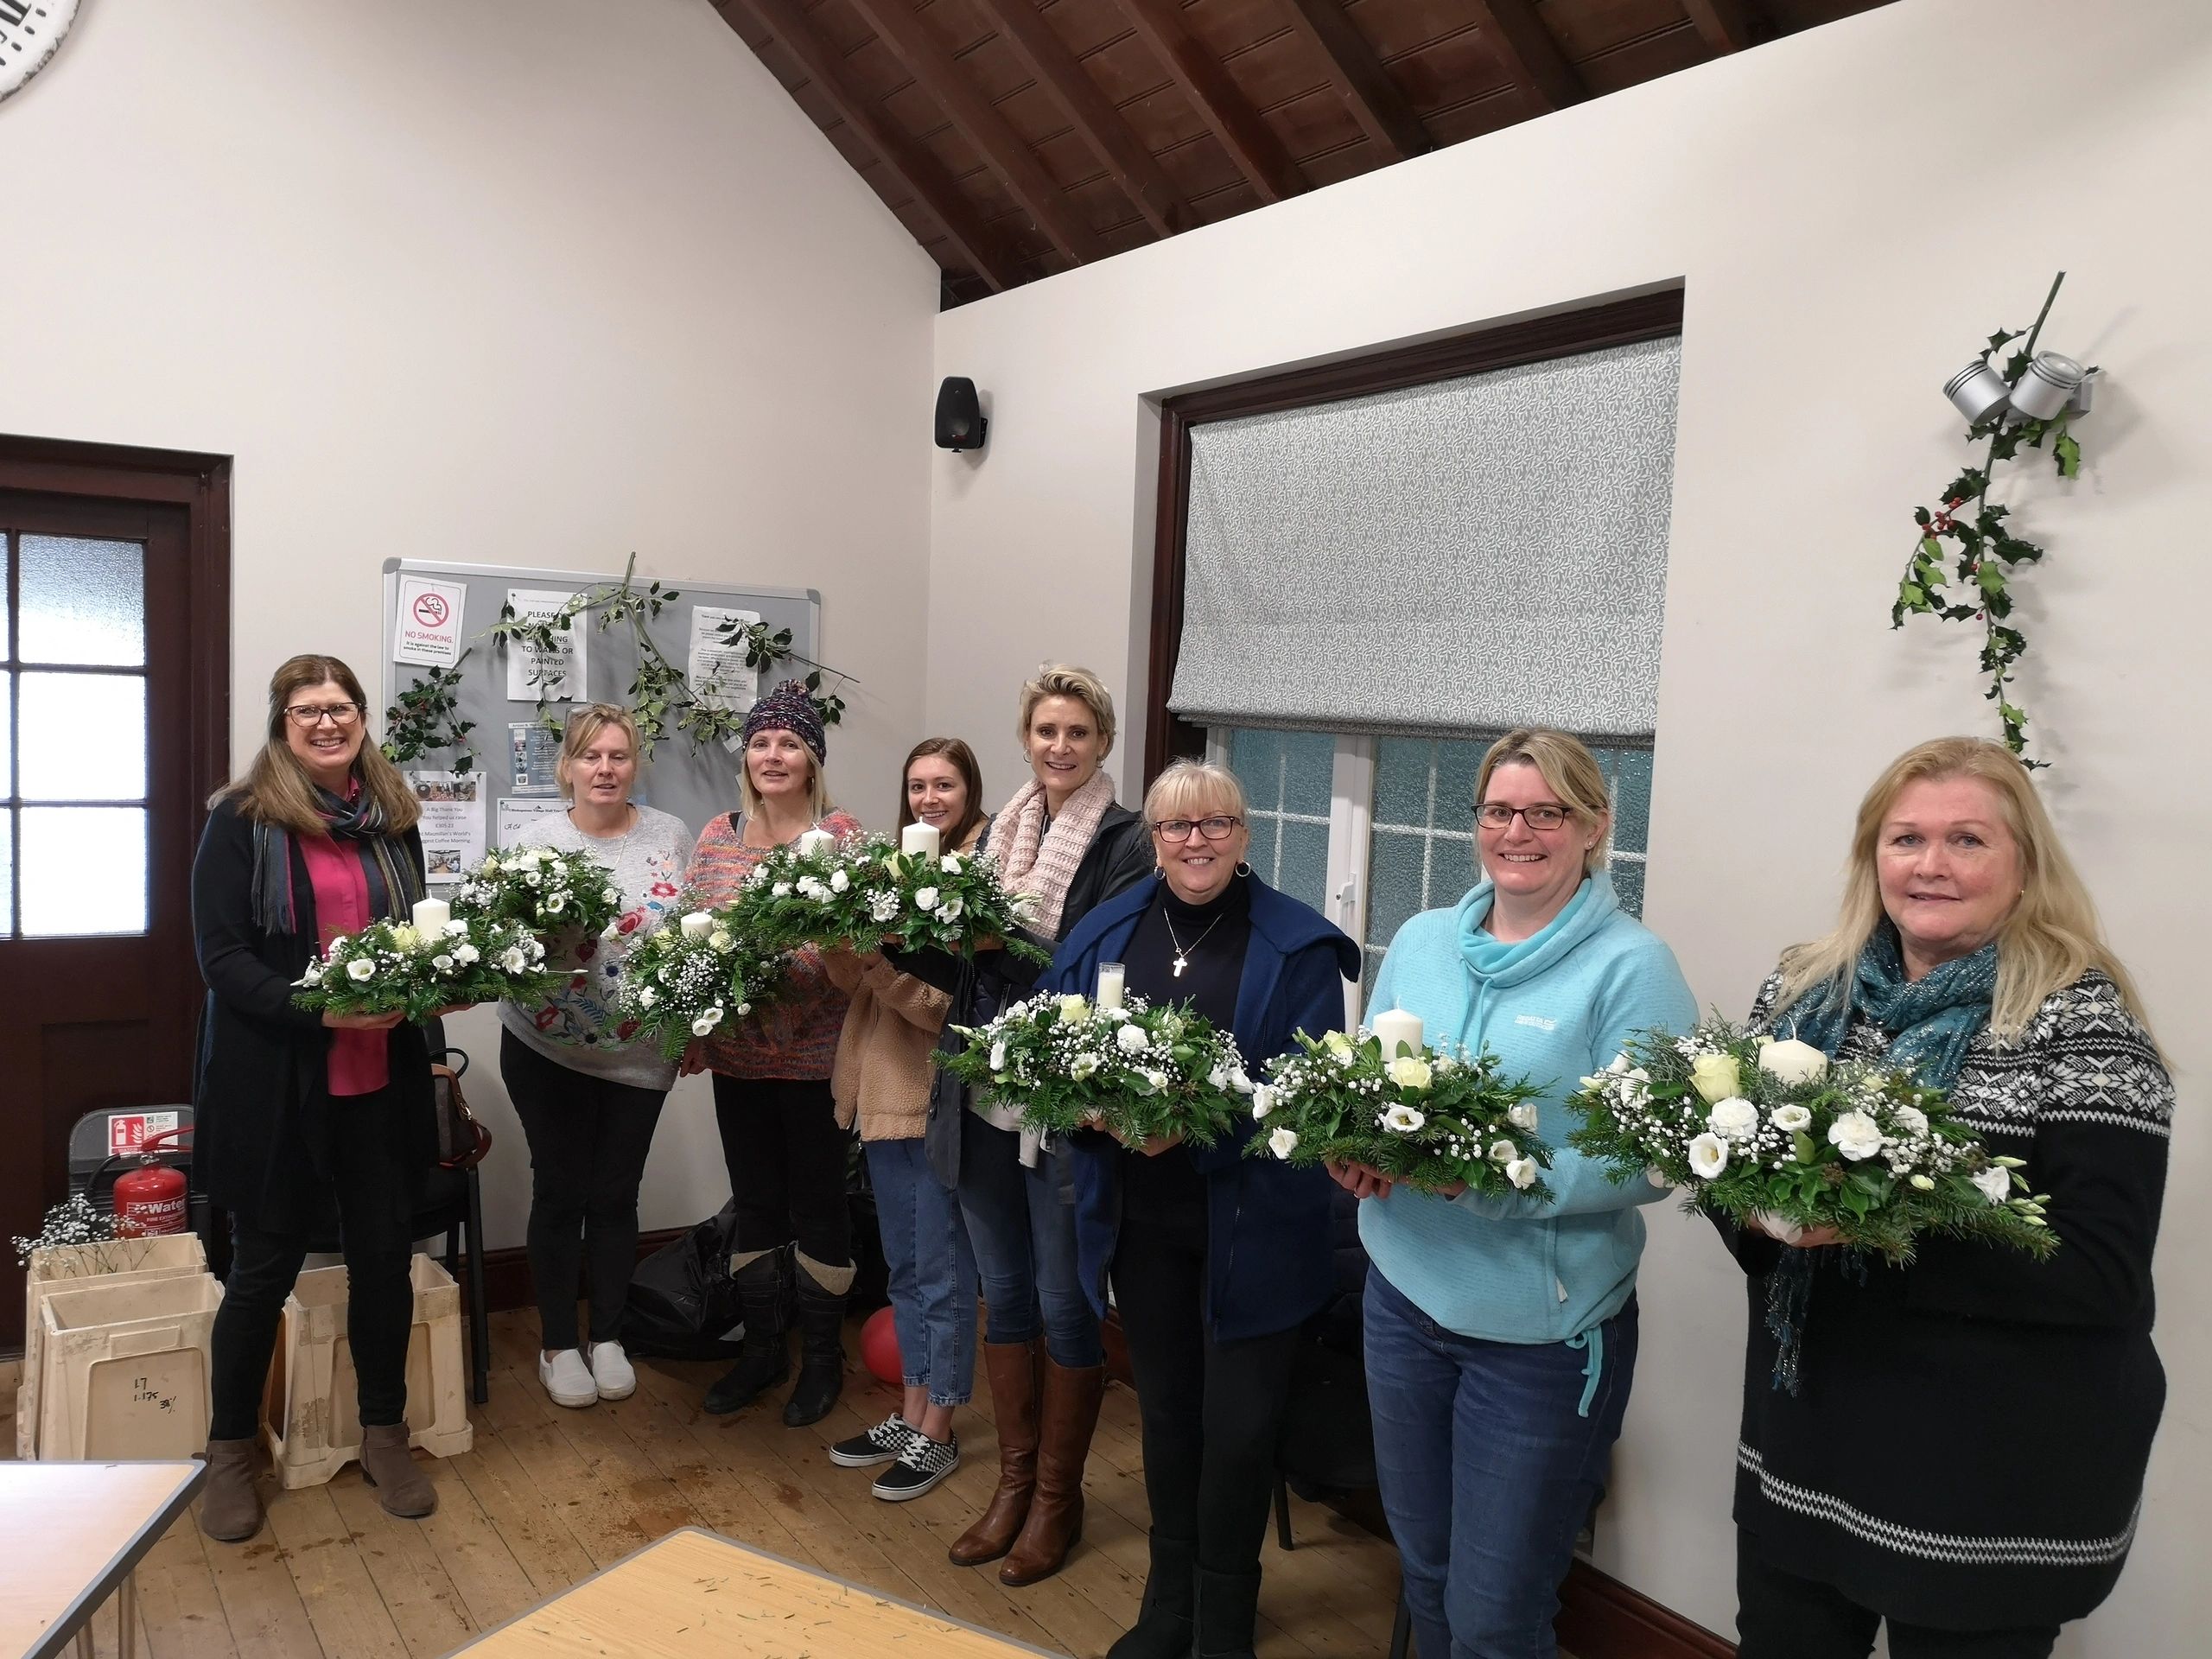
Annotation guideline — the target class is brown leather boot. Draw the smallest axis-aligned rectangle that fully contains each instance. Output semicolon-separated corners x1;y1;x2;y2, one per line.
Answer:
949;1338;1041;1567
358;1423;437;1518
198;1436;264;1543
999;1357;1103;1586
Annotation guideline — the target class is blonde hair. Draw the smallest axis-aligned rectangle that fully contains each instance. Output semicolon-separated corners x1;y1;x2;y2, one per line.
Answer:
1475;728;1613;872
737;736;835;823
215;654;421;836
556;704;643;803
1143;759;1249;826
1773;736;2151;1045
1015;664;1117;757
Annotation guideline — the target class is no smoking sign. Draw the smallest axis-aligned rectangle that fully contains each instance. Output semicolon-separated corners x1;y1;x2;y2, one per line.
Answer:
395;575;467;667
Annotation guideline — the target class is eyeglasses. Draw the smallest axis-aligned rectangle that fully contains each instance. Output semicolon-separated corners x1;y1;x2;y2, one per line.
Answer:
286;702;362;728
1152;815;1243;843
1475;803;1573;831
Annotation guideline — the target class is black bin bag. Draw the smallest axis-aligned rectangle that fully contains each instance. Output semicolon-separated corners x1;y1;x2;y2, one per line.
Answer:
620;1202;747;1360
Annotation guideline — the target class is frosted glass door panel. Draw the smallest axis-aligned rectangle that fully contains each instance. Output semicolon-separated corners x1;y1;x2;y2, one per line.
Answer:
19;807;149;935
18;672;147;800
19;536;147;666
0;814;11;938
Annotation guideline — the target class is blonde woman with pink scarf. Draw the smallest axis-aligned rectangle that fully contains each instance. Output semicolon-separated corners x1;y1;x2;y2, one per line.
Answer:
928;665;1150;1586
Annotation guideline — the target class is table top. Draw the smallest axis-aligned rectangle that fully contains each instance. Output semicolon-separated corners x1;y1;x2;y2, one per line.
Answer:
0;1460;207;1659
449;1527;1064;1658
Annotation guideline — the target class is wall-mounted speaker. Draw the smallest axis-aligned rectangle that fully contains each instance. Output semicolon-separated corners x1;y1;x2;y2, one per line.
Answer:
935;377;988;452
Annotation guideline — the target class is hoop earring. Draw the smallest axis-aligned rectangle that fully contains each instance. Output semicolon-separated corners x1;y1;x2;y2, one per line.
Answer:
1236;861;1253;877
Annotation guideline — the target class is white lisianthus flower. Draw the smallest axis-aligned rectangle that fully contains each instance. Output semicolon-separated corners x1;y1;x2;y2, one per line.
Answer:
1489;1138;1516;1164
1382;1103;1426;1134
1689;1054;1743;1104
544;893;566;914
638;986;657;1007
1322;1031;1356;1058
1827;1110;1884;1161
500;946;529;974
1251;1084;1278;1120
914;887;941;912
772;881;793;899
346;957;377;982
1387;1055;1433;1091
1229;1068;1255;1095
1058;995;1089;1025
692;1008;724;1038
454;942;480;964
1910;1173;1937;1191
1070;1052;1101;1081
941;854;963;876
524;872;543;888
829;868;849;893
1770;1104;1815;1132
1757;1038;1831;1085
1507;1102;1541;1132
1268;1126;1300;1160
1505;1157;1539;1191
1971;1166;2013;1205
1687;1132;1730;1179
988;1040;1007;1072
1707;1096;1760;1142
601;922;622;942
1646;1167;1671;1189
300;963;324;987
1891;1104;1930;1138
1140;1069;1167;1093
938;895;964;923
432;954;454;972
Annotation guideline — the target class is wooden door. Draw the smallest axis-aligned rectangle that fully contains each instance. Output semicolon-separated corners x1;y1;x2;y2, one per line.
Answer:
0;442;229;1351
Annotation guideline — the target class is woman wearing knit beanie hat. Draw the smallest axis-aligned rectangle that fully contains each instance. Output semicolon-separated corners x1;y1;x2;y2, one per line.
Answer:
683;680;864;1429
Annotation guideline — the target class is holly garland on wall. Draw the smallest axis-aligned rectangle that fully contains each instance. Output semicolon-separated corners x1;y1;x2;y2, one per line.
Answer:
1891;271;2093;768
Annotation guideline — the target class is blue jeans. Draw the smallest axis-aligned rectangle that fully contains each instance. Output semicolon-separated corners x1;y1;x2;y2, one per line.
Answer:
866;1136;978;1407
1363;1268;1640;1659
956;1116;1102;1367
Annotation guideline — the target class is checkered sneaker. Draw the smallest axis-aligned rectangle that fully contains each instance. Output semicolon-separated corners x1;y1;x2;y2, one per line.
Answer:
872;1432;959;1502
828;1414;913;1468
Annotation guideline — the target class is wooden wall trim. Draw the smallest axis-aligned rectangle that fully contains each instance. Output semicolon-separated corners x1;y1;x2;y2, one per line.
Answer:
1557;1558;1737;1658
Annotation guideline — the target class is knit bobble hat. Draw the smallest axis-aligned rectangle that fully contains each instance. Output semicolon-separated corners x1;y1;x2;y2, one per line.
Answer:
741;679;826;764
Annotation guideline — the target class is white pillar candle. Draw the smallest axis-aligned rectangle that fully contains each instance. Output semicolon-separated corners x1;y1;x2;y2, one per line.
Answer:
680;911;716;939
797;828;836;856
411;898;451;935
1371;1007;1423;1059
899;820;941;861
1096;963;1126;1011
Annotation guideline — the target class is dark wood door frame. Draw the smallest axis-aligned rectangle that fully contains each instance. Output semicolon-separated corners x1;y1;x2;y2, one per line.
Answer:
1141;287;1687;780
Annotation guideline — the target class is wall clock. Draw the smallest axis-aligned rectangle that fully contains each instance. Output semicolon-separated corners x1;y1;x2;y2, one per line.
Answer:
0;0;81;106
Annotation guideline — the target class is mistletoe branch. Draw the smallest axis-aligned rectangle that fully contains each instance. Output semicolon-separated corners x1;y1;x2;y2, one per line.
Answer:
382;647;478;772
1891;271;2090;768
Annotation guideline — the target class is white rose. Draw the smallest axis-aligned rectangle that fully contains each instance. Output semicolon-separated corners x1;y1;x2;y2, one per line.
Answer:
830;868;849;893
1827;1110;1884;1161
1251;1084;1278;1120
1058;995;1089;1025
914;887;941;912
1757;1038;1831;1085
1387;1055;1433;1091
988;1040;1007;1072
1910;1173;1936;1191
346;957;377;982
1505;1157;1538;1191
638;986;657;1007
1489;1139;1516;1164
772;881;792;899
500;946;529;974
1687;1133;1730;1179
1382;1103;1426;1134
444;918;468;938
1971;1166;2013;1205
1116;1023;1150;1054
1268;1126;1300;1160
1507;1103;1540;1131
454;942;480;965
709;931;735;954
940;854;964;876
391;925;421;953
1770;1104;1814;1132
548;858;567;876
1689;1054;1742;1104
1141;1069;1167;1093
1707;1096;1760;1142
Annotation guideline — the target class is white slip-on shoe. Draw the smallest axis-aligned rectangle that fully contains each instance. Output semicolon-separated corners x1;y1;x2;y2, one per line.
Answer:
539;1349;598;1408
588;1340;638;1402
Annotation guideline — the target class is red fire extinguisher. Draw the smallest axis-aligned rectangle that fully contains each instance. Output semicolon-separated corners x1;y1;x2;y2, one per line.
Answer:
110;1127;191;1237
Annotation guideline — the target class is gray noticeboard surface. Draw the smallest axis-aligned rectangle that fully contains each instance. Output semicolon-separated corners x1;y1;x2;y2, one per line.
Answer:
379;558;820;878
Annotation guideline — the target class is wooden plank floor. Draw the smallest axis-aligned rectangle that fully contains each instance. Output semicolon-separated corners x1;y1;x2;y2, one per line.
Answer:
2;1307;1407;1658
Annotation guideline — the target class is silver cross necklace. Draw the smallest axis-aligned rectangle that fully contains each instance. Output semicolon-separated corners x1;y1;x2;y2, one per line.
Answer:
1161;909;1224;977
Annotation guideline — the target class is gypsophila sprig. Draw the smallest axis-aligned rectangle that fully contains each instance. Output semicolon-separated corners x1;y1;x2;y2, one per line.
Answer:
451;843;623;943
1249;1030;1553;1199
1565;1016;2055;1262
938;991;1251;1147
732;837;877;956
293;914;563;1023
615;903;785;1062
15;1192;126;1269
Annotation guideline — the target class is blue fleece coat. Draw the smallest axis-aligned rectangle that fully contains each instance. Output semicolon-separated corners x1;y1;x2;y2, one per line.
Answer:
1048;874;1361;1344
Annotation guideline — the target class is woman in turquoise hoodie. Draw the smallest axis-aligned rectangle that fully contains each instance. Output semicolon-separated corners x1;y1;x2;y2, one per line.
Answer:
1335;729;1695;1659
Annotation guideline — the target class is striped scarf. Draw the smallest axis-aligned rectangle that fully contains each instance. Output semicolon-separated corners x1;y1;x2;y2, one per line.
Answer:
251;784;423;934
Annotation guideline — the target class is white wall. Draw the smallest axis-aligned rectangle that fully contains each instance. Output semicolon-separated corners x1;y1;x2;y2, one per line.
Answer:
928;0;2212;1647
1;0;939;1249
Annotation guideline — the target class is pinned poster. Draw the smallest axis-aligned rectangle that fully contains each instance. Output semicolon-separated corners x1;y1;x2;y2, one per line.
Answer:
395;575;467;666
505;588;588;702
408;770;486;884
509;721;564;796
689;606;761;713
497;797;568;844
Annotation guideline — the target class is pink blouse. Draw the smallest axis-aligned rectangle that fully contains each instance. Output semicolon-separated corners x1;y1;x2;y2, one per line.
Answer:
299;834;389;1097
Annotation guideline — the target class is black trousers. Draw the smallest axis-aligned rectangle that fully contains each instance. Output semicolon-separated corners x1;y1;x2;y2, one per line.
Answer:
1737;1532;2062;1659
501;1031;670;1350
710;1074;852;1268
1110;1173;1301;1574
207;1084;416;1440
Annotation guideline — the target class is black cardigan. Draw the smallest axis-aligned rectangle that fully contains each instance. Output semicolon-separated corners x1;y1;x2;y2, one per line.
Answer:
191;795;436;1233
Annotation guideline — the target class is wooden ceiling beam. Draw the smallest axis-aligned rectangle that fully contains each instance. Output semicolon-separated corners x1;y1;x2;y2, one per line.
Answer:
1681;0;1764;54
710;0;1020;290
1471;0;1586;112
976;0;1192;238
842;0;1106;267
1276;0;1432;162
1110;0;1307;203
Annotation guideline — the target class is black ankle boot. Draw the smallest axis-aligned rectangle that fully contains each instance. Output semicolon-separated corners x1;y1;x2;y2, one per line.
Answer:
782;1265;849;1427
1109;1533;1196;1659
704;1249;788;1414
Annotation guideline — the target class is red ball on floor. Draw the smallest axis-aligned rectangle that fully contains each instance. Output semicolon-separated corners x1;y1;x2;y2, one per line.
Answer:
860;1305;902;1387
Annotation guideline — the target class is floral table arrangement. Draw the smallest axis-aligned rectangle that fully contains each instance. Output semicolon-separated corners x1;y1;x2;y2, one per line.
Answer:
938;983;1251;1147
615;905;785;1062
449;844;623;942
293;897;564;1023
737;823;1046;963
1248;1010;1553;1199
1564;1016;2054;1262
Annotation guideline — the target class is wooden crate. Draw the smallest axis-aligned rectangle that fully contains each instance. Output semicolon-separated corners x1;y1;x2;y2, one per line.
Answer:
35;1271;222;1461
264;1253;473;1489
18;1235;209;1459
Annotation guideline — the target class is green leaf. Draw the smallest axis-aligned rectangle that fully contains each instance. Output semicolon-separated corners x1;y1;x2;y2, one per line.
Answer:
2054;432;2082;477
